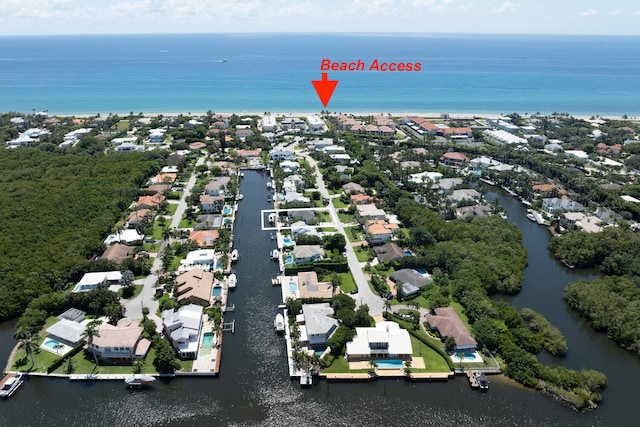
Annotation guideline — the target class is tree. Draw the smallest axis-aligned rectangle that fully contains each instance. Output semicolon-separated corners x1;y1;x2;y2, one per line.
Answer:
17;330;40;369
105;303;124;325
384;299;391;313
330;272;342;295
322;233;346;252
444;336;456;353
84;319;103;366
64;357;77;374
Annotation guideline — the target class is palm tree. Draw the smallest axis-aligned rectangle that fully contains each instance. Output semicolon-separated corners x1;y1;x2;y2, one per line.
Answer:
84;319;103;366
404;359;412;376
368;360;378;376
133;360;144;374
384;299;391;313
17;331;40;369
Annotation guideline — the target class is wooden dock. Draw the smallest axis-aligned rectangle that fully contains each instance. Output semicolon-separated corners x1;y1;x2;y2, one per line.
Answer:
222;320;235;333
466;370;479;389
320;373;372;381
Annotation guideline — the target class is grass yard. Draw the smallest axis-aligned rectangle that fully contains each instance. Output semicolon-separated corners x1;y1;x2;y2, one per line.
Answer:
332;198;348;209
338;272;356;293
338;212;355;224
409;336;452;373
120;284;144;300
321;356;369;374
344;226;364;243
179;218;196;228
355;246;372;262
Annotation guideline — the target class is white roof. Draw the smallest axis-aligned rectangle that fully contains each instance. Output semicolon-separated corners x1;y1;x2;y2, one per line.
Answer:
622;195;640;203
78;271;122;286
564;150;589;160
46;319;86;344
346;321;412;357
183;249;216;265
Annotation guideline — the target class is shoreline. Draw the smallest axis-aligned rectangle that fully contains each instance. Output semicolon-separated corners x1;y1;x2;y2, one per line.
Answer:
30;111;636;120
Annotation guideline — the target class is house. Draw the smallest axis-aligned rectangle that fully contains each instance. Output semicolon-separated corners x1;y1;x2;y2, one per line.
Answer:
115;142;144;152
126;209;152;228
101;243;134;264
284;191;310;204
44;317;86;355
182;250;216;268
299;303;339;346
356;204;387;222
293;245;324;264
426;307;477;351
204;177;231;197
152;173;177;184
195;214;223;230
483;129;527;145
440;152;470;168
88;318;151;361
560;212;604;233
306;115;325;132
200;194;225;212
373;243;406;264
350;193;374;205
279;160;300;174
287;210;315;224
148;129;166;144
188;230;219;248
542;197;585;214
189;141;207;151
73;271;123;293
280;117;306;131
365;219;399;245
236;128;253;140
456;205;492;218
342;182;365;195
148;183;172;195
390;269;432;297
175;268;214;305
262;114;276;132
448;189;481;205
162;304;203;359
408;171;443;185
110;229;144;246
346;321;412;362
269;148;295;161
434;178;462;195
297;271;336;299
291;221;320;240
136;194;165;209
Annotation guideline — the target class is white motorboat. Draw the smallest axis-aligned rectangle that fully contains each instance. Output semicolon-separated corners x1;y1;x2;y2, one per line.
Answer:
268;213;276;224
300;371;313;387
526;213;536;222
228;273;237;289
125;374;156;387
266;181;272;188
270;249;279;260
237;194;244;201
231;249;239;262
0;373;23;398
274;313;285;334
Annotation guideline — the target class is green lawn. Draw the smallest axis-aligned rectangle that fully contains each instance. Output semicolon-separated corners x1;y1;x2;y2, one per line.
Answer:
115;120;130;132
355;246;372;262
338;212;355;224
344;226;364;243
315;211;331;222
332;198;348;209
179;218;196;228
322;357;369;374
338;272;356;293
409;336;452;373
164;203;178;216
143;242;161;252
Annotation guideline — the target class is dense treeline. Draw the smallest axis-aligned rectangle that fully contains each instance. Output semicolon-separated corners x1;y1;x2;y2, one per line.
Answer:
549;227;640;275
385;195;605;408
564;277;640;357
0;148;164;320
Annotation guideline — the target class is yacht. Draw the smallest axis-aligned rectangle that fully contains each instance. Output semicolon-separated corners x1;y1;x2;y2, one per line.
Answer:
0;373;23;398
526;213;536;222
266;181;272;189
268;213;277;224
125;374;156;388
228;273;237;289
271;249;279;260
475;372;489;391
237;194;244;201
274;313;285;335
231;249;239;262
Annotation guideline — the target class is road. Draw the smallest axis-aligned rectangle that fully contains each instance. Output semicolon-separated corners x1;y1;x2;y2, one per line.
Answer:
124;155;207;325
305;154;384;316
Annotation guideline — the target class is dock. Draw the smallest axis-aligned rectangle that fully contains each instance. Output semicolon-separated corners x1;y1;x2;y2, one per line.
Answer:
466;370;479;389
222;320;235;333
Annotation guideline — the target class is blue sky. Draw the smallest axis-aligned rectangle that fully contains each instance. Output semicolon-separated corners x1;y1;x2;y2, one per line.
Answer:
0;0;639;36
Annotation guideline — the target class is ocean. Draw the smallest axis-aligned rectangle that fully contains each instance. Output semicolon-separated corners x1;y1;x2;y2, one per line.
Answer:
0;32;639;116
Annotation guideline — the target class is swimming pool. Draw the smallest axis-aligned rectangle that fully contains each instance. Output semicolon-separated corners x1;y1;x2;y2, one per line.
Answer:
285;254;294;264
223;206;232;215
283;237;294;246
455;351;477;359
43;339;62;350
288;281;298;293
223;218;232;225
201;332;214;348
403;250;413;256
374;359;404;369
212;286;222;297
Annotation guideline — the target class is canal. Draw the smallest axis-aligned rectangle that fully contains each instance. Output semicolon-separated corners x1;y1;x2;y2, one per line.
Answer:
0;173;636;426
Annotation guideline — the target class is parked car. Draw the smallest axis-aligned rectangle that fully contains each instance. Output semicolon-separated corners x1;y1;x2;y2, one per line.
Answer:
349;289;358;295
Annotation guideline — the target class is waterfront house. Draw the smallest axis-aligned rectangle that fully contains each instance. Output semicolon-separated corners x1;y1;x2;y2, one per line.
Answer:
204;177;231;197
433;177;462;195
181;250;216;269
175;268;214;305
287;210;315;224
162;304;204;359
292;245;324;264
195;214;223;230
100;243;134;264
426;307;477;351
200;194;225;212
279;160;300;174
126;208;152;228
269;148;295;161
542;197;585;215
456;205;492;219
73;271;123;293
342;182;365;195
291;221;320;240
188;230;219;248
44;315;86;355
299;303;339;346
560;212;604;233
346;321;412;362
448;189;481;205
88;318;151;361
306;115;325;132
297;272;335;299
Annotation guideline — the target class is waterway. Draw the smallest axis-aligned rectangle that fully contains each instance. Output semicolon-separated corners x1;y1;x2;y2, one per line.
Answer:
0;174;636;426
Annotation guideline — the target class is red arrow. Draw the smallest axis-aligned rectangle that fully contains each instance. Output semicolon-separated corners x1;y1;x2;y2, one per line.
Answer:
312;72;338;108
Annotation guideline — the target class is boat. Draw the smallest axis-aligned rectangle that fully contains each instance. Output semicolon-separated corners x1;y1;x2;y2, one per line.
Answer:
266;182;272;189
300;371;313;387
274;313;285;334
267;195;272;203
475;372;489;391
499;212;508;220
270;249;279;260
526;213;537;222
268;213;276;224
228;273;237;289
237;194;244;201
239;172;244;178
125;374;156;388
0;373;23;398
231;249;239;262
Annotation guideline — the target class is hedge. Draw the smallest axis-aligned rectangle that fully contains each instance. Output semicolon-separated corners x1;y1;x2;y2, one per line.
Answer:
284;260;349;275
46;344;85;374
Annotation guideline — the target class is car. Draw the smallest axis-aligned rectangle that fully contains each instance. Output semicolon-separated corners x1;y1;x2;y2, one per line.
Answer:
384;292;393;299
393;311;400;316
349;289;358;295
